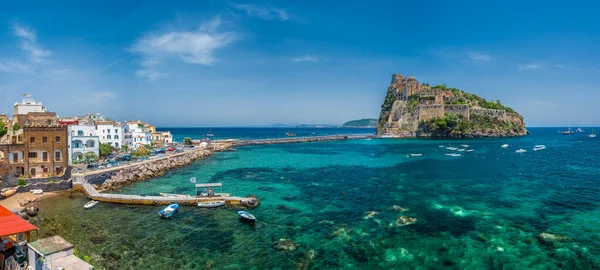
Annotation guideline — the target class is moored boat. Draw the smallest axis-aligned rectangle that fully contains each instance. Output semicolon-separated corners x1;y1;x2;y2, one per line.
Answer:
84;200;99;209
515;149;527;153
465;149;475;153
533;145;546;151
1;188;17;197
30;189;43;195
445;153;462;157
238;210;256;223
457;149;465;152
197;200;226;208
158;203;179;218
410;153;423;157
446;147;458;151
460;144;469;148
501;144;509;148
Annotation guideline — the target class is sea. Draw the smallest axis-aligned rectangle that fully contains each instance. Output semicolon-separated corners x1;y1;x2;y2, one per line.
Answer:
31;127;600;269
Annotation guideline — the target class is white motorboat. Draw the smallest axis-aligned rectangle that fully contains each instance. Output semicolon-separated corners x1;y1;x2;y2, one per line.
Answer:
410;153;423;157
30;189;43;195
84;200;99;209
501;144;509;148
446;147;458;151
438;145;444;148
445;153;462;157
197;200;226;208
515;149;527;153
457;149;465;152
533;145;546;151
460;144;469;148
465;149;475;153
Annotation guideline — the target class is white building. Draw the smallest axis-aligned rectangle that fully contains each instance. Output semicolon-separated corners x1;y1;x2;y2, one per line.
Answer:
68;125;99;163
13;94;48;115
95;121;123;148
126;121;153;149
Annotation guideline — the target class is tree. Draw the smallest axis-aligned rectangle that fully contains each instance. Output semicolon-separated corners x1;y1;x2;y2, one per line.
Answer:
12;123;20;132
83;152;99;163
99;143;114;158
184;137;193;145
121;145;129;153
0;121;7;139
132;146;150;157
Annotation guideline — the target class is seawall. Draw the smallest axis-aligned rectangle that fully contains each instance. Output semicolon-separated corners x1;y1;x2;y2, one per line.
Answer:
226;134;376;147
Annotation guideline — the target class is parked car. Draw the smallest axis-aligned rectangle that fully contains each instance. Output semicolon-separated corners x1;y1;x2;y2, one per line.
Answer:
167;147;175;152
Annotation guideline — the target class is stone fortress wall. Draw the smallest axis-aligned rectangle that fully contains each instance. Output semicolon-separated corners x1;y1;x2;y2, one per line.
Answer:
470;107;507;120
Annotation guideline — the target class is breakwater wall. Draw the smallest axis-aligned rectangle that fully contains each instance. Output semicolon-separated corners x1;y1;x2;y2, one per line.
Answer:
84;149;216;190
226;134;376;147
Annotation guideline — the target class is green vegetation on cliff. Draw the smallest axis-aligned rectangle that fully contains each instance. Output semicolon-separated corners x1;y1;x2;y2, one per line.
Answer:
437;86;517;114
377;88;396;129
419;113;522;136
342;119;377;127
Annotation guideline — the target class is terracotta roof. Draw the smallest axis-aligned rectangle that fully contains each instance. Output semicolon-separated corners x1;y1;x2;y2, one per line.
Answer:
0;205;38;237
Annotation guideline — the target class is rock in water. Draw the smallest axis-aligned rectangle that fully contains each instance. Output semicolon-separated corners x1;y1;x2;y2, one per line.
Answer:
538;232;572;244
391;205;409;212
274;238;299;252
363;211;378;219
393;216;417;227
26;205;39;217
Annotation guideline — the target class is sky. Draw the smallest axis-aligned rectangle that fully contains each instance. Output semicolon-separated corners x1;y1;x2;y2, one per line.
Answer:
0;0;599;127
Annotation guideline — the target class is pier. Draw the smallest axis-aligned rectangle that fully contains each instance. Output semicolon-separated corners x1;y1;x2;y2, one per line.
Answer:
223;134;376;147
72;173;259;207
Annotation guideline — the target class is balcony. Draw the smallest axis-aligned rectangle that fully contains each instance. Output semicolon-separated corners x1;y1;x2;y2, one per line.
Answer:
9;159;24;164
29;158;51;163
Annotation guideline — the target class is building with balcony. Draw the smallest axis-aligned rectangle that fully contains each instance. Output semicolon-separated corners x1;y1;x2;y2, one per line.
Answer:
152;131;173;146
96;121;123;148
126;120;153;149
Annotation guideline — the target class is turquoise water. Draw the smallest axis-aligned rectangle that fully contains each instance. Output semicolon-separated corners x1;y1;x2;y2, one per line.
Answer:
34;128;600;269
158;127;376;142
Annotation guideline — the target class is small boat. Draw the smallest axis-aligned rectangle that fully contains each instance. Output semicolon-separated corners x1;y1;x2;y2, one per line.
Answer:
197;200;226;208
457;149;465;152
465;149;475;153
410;153;423;157
501;144;509;148
158;203;179;218
515;149;527;153
589;133;597;138
84;200;99;209
446;147;458;151
206;128;214;137
460;145;469;148
285;133;296;137
445;153;462;157
533;145;546;151
30;189;43;195
576;128;584;133
1;189;17;197
238;210;256;223
438;145;444;148
227;148;237;152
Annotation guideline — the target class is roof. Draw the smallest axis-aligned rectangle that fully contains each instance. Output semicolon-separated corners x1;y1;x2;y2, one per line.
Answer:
195;183;222;188
27;235;74;256
0;205;38;237
51;254;94;269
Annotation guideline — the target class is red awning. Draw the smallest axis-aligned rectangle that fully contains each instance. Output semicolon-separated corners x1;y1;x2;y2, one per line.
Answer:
0;205;38;237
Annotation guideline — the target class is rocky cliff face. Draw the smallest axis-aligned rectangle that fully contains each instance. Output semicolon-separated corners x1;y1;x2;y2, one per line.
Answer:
377;74;528;138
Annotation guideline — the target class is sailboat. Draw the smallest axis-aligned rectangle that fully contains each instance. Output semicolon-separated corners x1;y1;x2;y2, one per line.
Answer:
285;128;296;137
588;125;596;138
562;121;573;135
206;127;214;137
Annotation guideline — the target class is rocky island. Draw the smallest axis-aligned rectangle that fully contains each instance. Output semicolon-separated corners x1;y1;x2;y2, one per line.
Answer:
377;74;528;137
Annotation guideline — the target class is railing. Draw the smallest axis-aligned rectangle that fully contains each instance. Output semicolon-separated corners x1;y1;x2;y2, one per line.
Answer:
29;158;50;163
9;159;24;164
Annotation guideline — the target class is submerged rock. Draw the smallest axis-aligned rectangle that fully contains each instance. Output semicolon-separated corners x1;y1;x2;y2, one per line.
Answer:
274;238;299;252
276;204;301;213
332;227;352;240
538;232;573;244
384;247;414;262
318;219;334;225
305;249;317;260
392;216;417;227
363;211;378;219
391;205;409;212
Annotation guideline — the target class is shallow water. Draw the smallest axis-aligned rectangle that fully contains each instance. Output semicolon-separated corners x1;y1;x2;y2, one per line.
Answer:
34;128;600;269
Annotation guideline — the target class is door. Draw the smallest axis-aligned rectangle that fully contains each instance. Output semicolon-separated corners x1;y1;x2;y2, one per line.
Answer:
12;153;18;163
30;168;36;177
43;152;48;162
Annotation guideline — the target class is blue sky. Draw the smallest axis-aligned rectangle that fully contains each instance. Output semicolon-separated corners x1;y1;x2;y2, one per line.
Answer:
0;0;598;127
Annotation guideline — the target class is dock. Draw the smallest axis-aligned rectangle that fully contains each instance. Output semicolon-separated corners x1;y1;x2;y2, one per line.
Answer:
72;174;258;207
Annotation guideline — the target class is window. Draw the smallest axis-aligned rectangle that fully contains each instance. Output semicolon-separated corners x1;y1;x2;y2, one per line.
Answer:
115;135;119;140
56;136;60;143
115;129;118;133
103;130;105;133
30;137;35;143
107;135;112;139
28;152;37;158
43;137;48;143
55;151;61;160
107;129;110;133
115;143;119;148
25;120;29;125
77;130;84;136
134;138;136;142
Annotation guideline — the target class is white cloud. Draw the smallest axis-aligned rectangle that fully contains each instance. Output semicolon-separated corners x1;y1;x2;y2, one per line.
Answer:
467;52;491;61
0;60;34;74
518;63;541;71
12;24;52;62
553;64;582;71
230;3;289;20
131;17;238;80
292;55;318;63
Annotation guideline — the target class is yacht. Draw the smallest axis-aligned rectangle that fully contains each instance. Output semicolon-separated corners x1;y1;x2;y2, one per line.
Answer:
206;127;214;137
576;128;584;133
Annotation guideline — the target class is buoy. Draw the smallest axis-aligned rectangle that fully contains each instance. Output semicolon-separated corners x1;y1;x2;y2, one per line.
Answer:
342;192;345;196
371;177;374;180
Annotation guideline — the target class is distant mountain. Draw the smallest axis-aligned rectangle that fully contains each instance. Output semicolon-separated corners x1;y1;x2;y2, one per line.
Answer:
295;124;340;128
342;118;378;127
